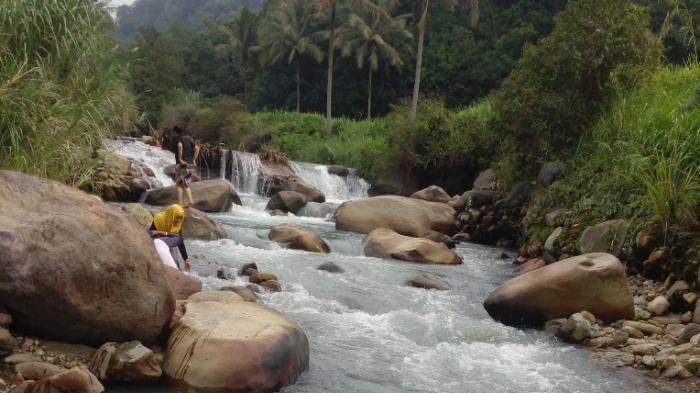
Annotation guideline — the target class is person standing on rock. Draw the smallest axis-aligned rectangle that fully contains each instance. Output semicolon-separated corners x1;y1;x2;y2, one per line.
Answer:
173;125;200;208
150;204;192;272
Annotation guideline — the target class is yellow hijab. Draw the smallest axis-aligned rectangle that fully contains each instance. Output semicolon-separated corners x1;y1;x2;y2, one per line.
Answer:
153;204;185;234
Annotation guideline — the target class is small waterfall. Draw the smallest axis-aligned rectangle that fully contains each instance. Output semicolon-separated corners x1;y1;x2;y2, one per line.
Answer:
228;151;263;195
104;139;174;188
290;161;370;201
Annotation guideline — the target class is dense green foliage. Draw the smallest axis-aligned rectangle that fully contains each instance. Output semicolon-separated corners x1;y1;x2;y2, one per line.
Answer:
491;0;662;176
0;0;136;185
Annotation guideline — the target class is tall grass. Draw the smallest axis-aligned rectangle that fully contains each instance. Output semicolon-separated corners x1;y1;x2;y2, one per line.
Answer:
0;0;136;185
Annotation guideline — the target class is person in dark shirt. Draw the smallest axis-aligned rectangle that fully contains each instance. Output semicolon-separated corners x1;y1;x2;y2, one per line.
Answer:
173;125;200;208
150;204;192;272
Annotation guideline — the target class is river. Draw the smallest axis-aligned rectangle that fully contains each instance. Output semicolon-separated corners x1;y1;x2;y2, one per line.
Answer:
109;139;661;393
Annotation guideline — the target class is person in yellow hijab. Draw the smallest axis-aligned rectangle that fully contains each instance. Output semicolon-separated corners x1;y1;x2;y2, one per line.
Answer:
150;204;191;272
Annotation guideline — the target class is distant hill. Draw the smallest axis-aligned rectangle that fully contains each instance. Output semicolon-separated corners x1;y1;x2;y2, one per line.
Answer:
115;0;264;40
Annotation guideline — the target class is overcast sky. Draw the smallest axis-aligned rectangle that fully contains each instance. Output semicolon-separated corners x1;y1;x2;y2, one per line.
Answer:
109;0;136;6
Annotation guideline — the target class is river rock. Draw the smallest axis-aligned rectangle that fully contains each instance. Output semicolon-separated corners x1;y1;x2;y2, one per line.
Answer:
182;208;226;240
483;253;634;326
544;227;563;254
145;179;241;212
473;169;501;190
163;266;202;300
622;321;664;336
269;224;330;253
0;171;174;345
260;280;282;292
89;341;162;382
578;219;629;256
250;273;279;284
538;161;565;188
335;195;456;239
328;165;349;177
260;163;325;203
411;186;451;203
0;313;12;329
121;203;153;228
647;296;671;316
163;165;201;183
10;367;104;393
363;229;462;265
266;191;308;214
163;301;309;393
678;323;700;344
188;291;243;304
15;362;67;380
406;274;451;290
317;262;345;274
513;258;545;276
239;263;258;276
220;286;259;302
0;328;18;350
556;312;593;343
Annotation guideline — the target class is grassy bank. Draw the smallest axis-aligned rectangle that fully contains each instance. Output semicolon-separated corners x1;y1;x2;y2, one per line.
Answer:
0;0;136;186
523;65;700;279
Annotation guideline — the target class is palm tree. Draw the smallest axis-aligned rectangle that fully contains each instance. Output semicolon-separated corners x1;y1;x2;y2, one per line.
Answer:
259;0;324;112
315;0;394;134
410;0;479;120
217;6;259;105
338;9;412;120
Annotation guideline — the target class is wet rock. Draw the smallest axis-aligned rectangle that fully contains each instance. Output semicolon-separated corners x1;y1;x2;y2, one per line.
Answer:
544;318;567;335
557;313;593;343
216;268;236;280
262;172;325;203
219;286;258;302
260;280;282;292
182;208;226;240
363;228;462;265
246;284;263;294
145;179;241;212
336;195;457;239
647;296;671;316
406;274;451;290
239;263;258;276
0;171;174;345
89;341;162;382
484;253;634;326
578;220;629;257
163;301;309;393
269;224;330;253
266;191;308;214
317;262;345;274
9;367;104;393
410;186;451;203
249;273;278;285
328;165;349;177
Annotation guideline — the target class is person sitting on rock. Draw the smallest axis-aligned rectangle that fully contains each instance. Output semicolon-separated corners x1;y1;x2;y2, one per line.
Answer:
150;204;192;272
173;125;200;208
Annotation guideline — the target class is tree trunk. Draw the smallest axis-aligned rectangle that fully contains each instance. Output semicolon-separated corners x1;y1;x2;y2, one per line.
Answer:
367;67;373;121
242;63;249;105
296;60;301;113
325;1;337;135
410;0;429;121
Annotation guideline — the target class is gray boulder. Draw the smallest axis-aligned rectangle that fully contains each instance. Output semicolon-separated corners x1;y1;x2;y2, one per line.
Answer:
406;274;451;290
578;219;629;256
266;191;308;214
473;169;501;190
145;179;241;212
411;185;451;203
538;161;565;188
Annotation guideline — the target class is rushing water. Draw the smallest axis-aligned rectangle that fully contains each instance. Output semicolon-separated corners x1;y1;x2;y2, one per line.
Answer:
104;139;175;188
108;140;661;393
181;196;660;393
289;161;370;202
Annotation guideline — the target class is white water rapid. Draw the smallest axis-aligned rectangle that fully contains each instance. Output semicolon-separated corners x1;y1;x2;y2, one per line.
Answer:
107;140;661;393
104;139;174;188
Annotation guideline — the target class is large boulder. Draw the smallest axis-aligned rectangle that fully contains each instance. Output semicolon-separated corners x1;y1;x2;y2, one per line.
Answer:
145;179;241;213
269;224;330;253
260;162;325;203
328;165;349;177
163;301;309;393
163;267;202;300
266;191;307;214
121;203;153;228
362;228;462;265
0;171;175;345
484;253;634;326
410;186;451;203
473;169;502;191
578;219;629;256
335;195;456;239
182;207;226;240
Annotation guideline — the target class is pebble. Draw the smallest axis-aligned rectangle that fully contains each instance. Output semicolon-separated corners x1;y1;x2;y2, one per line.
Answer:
647;296;670;316
622;326;644;339
624;343;658;356
641;355;656;368
623;321;663;336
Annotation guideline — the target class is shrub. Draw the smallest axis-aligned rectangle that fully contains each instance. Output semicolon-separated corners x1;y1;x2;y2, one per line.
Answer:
491;0;662;177
0;0;137;185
